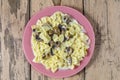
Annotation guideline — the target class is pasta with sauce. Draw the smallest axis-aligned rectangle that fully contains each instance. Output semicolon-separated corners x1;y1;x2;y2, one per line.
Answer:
31;11;90;72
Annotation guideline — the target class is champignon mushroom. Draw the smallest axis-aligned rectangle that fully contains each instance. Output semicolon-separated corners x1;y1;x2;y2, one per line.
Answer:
42;53;46;59
48;41;54;47
52;41;61;49
55;41;61;47
47;30;54;36
53;27;60;35
62;15;72;24
63;34;73;42
64;47;74;54
32;29;36;32
58;24;66;34
50;48;54;56
35;34;43;41
42;53;50;59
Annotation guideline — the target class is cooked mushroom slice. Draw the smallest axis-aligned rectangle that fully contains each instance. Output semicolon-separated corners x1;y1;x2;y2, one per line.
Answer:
46;53;50;58
67;56;72;65
63;35;67;42
35;35;43;41
42;53;46;59
47;30;54;36
53;27;60;35
50;48;54;56
64;47;74;54
48;41;54;46
69;34;73;38
62;15;69;22
63;36;69;42
42;53;50;59
38;32;41;34
52;41;61;49
32;29;36;32
62;15;72;24
58;24;66;34
55;41;61;47
63;34;73;42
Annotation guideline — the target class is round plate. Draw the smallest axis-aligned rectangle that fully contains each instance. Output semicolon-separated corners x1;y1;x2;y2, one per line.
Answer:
22;6;95;78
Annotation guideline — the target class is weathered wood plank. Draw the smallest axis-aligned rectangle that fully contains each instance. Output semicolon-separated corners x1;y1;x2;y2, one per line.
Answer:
52;0;61;6
0;0;30;80
0;0;2;80
30;0;62;80
61;0;84;80
84;0;120;80
61;0;83;13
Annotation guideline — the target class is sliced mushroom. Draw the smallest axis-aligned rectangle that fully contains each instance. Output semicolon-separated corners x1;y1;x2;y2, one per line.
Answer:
42;53;46;59
52;41;61;49
58;24;66;34
62;15;72;24
35;34;43;41
47;30;54;36
32;29;36;32
53;27;60;35
63;36;69;42
67;56;72;65
55;41;61;47
46;53;50;57
63;34;73;42
42;53;50;59
50;48;54;56
64;47;74;54
48;41;54;47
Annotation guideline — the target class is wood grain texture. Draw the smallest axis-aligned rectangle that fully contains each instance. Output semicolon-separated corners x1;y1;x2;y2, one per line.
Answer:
61;0;84;80
1;0;120;80
30;0;61;80
0;0;30;80
84;0;120;80
52;0;61;6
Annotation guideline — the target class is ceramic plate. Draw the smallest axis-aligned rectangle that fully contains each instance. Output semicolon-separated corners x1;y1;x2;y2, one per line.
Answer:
22;6;95;78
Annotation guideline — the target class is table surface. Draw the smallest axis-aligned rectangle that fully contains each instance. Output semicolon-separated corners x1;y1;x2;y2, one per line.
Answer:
0;0;120;80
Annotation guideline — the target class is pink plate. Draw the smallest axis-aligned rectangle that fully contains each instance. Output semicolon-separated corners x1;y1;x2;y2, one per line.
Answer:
22;6;95;78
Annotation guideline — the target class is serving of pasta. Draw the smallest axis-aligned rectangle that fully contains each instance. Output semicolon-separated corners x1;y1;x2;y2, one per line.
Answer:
31;11;90;73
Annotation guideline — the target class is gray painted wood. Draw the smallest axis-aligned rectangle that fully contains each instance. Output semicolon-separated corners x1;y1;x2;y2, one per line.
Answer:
0;0;30;80
84;0;120;80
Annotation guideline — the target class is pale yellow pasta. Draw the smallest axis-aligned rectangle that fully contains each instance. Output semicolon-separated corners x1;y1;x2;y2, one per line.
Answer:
31;11;90;73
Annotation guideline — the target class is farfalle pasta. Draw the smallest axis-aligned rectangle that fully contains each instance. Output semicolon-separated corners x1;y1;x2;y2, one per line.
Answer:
31;11;90;72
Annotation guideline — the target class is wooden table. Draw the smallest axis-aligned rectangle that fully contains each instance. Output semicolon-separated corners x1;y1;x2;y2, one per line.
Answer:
0;0;120;80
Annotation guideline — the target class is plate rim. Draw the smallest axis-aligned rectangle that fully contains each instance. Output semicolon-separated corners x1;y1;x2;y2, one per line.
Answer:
22;6;95;78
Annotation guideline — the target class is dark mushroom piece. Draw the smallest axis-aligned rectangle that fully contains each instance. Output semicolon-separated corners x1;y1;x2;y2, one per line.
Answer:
62;15;72;24
50;48;54;56
32;29;36;32
52;41;61;49
63;36;69;42
67;56;72;65
48;41;54;47
63;34;73;42
58;24;66;34
55;41;61;47
42;53;46;59
42;53;50;59
53;27;60;35
64;47;74;55
47;30;54;36
35;34;43;42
